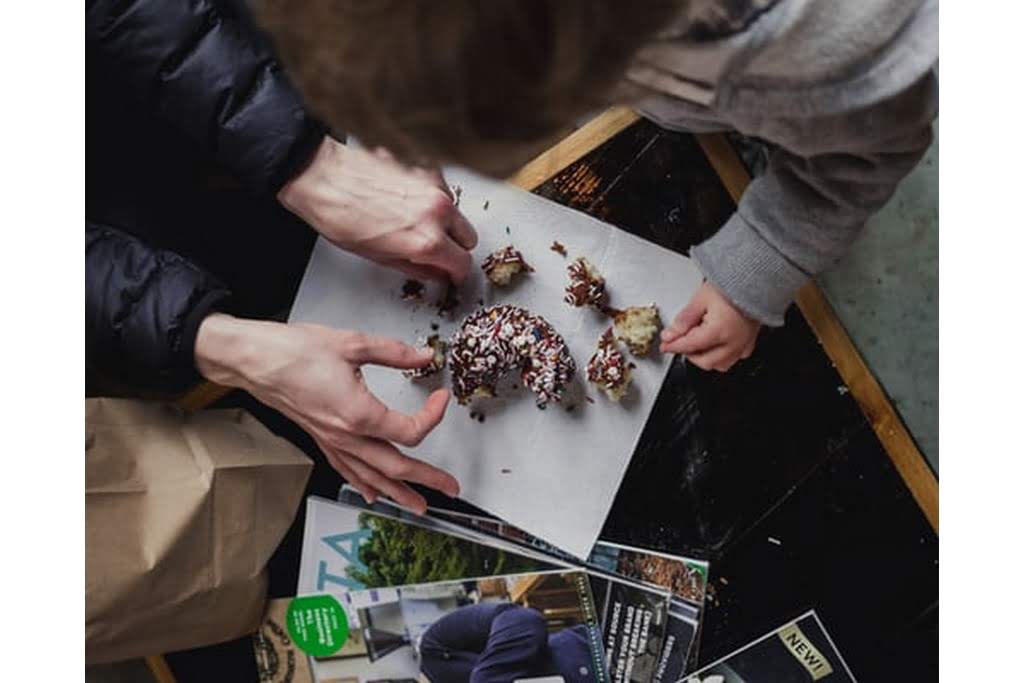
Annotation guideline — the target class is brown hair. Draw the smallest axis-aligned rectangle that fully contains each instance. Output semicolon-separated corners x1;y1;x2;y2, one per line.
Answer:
259;0;678;174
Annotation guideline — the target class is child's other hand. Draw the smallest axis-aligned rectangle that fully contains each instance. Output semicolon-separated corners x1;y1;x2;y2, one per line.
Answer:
659;282;761;372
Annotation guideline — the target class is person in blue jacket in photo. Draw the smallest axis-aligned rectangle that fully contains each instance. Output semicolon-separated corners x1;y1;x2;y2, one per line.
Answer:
419;603;598;683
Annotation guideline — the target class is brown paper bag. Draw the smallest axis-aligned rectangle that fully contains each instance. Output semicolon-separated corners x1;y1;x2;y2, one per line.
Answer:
85;398;312;664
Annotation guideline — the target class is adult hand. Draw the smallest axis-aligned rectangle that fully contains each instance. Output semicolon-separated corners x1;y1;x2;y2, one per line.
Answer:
194;313;460;513
278;137;478;284
659;282;761;372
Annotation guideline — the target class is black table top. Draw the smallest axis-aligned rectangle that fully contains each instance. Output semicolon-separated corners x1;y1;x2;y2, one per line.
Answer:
166;121;937;682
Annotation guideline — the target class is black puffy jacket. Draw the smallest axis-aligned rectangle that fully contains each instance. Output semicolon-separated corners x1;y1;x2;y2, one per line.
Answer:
86;222;232;393
85;0;325;393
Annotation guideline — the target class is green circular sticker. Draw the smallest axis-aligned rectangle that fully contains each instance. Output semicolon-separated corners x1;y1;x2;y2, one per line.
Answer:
285;595;350;657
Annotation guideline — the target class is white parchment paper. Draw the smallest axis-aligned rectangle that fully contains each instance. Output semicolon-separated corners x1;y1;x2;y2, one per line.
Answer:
289;167;704;558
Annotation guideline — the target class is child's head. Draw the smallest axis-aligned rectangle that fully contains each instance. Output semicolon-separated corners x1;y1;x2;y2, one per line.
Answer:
259;0;676;174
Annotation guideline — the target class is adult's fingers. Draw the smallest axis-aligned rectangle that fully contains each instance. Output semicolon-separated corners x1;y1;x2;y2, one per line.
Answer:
363;228;470;283
662;296;707;343
318;439;381;503
345;430;459;497
382;259;451;283
343;454;429;515
447;211;479;250
342;333;435;369
416;230;473;284
395;262;452;282
361;388;451;449
433;170;455;200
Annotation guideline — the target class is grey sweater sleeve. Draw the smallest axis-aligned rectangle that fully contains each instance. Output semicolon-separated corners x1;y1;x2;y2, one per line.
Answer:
691;72;938;326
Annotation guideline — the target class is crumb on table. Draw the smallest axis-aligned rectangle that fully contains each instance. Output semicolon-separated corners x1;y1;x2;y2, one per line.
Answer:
436;283;460;316
401;279;425;301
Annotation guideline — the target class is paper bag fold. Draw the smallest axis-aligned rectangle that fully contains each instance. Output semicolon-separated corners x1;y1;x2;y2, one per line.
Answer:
85;399;312;664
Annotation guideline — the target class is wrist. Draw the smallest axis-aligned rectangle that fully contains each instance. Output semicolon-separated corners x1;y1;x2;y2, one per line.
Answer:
194;313;263;388
277;136;345;222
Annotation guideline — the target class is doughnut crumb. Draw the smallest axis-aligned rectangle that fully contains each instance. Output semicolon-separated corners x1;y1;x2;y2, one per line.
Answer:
613;304;662;356
481;245;533;286
587;328;634;402
404;334;448;379
564;257;608;308
401;279;425;301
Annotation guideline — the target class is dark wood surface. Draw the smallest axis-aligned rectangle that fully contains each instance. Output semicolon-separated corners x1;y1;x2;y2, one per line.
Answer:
165;120;938;681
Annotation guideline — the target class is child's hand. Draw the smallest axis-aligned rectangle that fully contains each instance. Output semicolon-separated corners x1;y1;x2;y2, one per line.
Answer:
660;282;761;372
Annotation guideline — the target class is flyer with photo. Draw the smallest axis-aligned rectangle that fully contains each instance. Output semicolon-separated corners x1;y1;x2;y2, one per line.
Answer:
683;611;857;682
254;570;608;683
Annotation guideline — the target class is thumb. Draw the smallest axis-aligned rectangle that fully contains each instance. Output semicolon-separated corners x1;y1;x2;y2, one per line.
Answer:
342;333;435;369
662;290;708;343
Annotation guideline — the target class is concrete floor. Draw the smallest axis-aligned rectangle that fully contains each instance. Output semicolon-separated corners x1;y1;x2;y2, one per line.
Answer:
818;128;939;473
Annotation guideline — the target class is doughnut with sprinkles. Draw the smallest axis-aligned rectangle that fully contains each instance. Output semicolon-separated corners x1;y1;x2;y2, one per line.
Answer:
449;305;576;408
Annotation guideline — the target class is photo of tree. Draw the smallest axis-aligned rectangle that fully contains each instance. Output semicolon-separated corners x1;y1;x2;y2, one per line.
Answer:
345;513;549;588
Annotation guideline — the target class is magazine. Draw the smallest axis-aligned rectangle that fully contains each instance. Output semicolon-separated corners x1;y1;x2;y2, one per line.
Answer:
683;611;857;682
587;572;672;683
254;570;608;683
302;496;673;683
655;600;700;683
370;498;705;680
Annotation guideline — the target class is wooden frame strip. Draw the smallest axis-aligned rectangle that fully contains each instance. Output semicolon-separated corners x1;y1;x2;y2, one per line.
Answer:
507;106;642;190
145;655;178;683
695;133;938;533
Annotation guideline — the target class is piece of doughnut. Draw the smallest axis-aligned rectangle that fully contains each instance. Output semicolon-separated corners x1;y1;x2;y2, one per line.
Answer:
613;304;662;356
587;329;633;402
564;257;608;308
404;335;447;379
449;305;576;408
481;245;533;286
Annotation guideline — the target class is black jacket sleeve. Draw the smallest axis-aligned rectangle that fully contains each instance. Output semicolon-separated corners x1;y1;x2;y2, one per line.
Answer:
85;0;324;196
86;221;232;393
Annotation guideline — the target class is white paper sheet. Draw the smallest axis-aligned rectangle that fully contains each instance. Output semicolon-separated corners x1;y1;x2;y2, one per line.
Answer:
289;167;703;558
